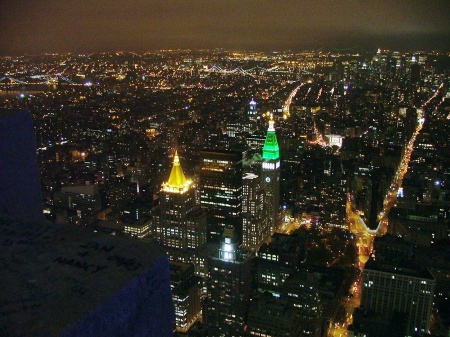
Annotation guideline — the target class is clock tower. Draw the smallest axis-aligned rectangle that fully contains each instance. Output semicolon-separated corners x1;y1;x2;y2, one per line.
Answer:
261;115;280;230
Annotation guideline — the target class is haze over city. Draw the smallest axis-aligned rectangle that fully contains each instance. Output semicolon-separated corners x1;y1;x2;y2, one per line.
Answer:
1;0;450;55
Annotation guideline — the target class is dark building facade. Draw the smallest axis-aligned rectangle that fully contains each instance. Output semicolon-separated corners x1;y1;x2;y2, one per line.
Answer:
204;226;251;336
361;256;435;335
0;110;43;221
199;149;243;242
169;261;202;333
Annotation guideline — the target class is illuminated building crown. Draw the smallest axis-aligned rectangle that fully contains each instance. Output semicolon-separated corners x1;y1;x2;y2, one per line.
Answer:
262;115;280;161
162;151;192;193
219;225;238;262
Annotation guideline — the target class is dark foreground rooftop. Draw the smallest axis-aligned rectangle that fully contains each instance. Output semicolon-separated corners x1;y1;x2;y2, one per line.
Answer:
0;217;174;337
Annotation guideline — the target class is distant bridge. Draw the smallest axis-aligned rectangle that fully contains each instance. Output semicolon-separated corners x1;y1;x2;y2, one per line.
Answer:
0;74;78;86
201;65;255;77
0;76;28;85
200;64;314;78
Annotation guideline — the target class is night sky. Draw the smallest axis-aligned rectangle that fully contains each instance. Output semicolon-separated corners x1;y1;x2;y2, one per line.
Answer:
1;0;450;55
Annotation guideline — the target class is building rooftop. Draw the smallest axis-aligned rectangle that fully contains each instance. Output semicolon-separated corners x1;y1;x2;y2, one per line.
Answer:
0;216;174;337
365;255;435;280
260;232;307;255
61;184;100;196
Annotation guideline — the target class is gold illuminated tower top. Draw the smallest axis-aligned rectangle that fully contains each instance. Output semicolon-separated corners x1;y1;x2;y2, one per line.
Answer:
162;151;192;193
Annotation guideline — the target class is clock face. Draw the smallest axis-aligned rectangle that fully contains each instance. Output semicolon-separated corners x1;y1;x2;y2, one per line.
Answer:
265;177;271;183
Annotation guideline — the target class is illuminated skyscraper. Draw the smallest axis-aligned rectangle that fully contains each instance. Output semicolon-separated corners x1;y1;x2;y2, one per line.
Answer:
261;116;280;230
204;226;251;336
241;172;270;249
199;150;243;242
154;151;207;265
247;98;258;133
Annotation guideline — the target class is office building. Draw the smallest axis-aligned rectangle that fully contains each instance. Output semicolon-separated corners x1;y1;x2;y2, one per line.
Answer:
319;156;346;228
245;293;301;337
54;184;102;223
169;261;202;333
108;182;137;211
361;256;435;335
282;272;323;337
204;226;251;336
123;218;151;238
257;233;307;296
242;172;270;249
153;151;207;267
199;150;243;242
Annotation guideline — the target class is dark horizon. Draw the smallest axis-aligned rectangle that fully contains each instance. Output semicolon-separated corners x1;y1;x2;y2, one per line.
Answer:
1;0;450;56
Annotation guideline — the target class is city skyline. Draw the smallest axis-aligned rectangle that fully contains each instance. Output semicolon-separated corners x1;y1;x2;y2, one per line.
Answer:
1;0;450;56
1;38;449;335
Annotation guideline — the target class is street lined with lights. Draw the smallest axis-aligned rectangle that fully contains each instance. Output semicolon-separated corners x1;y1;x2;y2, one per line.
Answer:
328;84;444;337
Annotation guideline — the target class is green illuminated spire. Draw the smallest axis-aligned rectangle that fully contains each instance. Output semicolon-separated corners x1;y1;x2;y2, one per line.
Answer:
262;116;280;161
